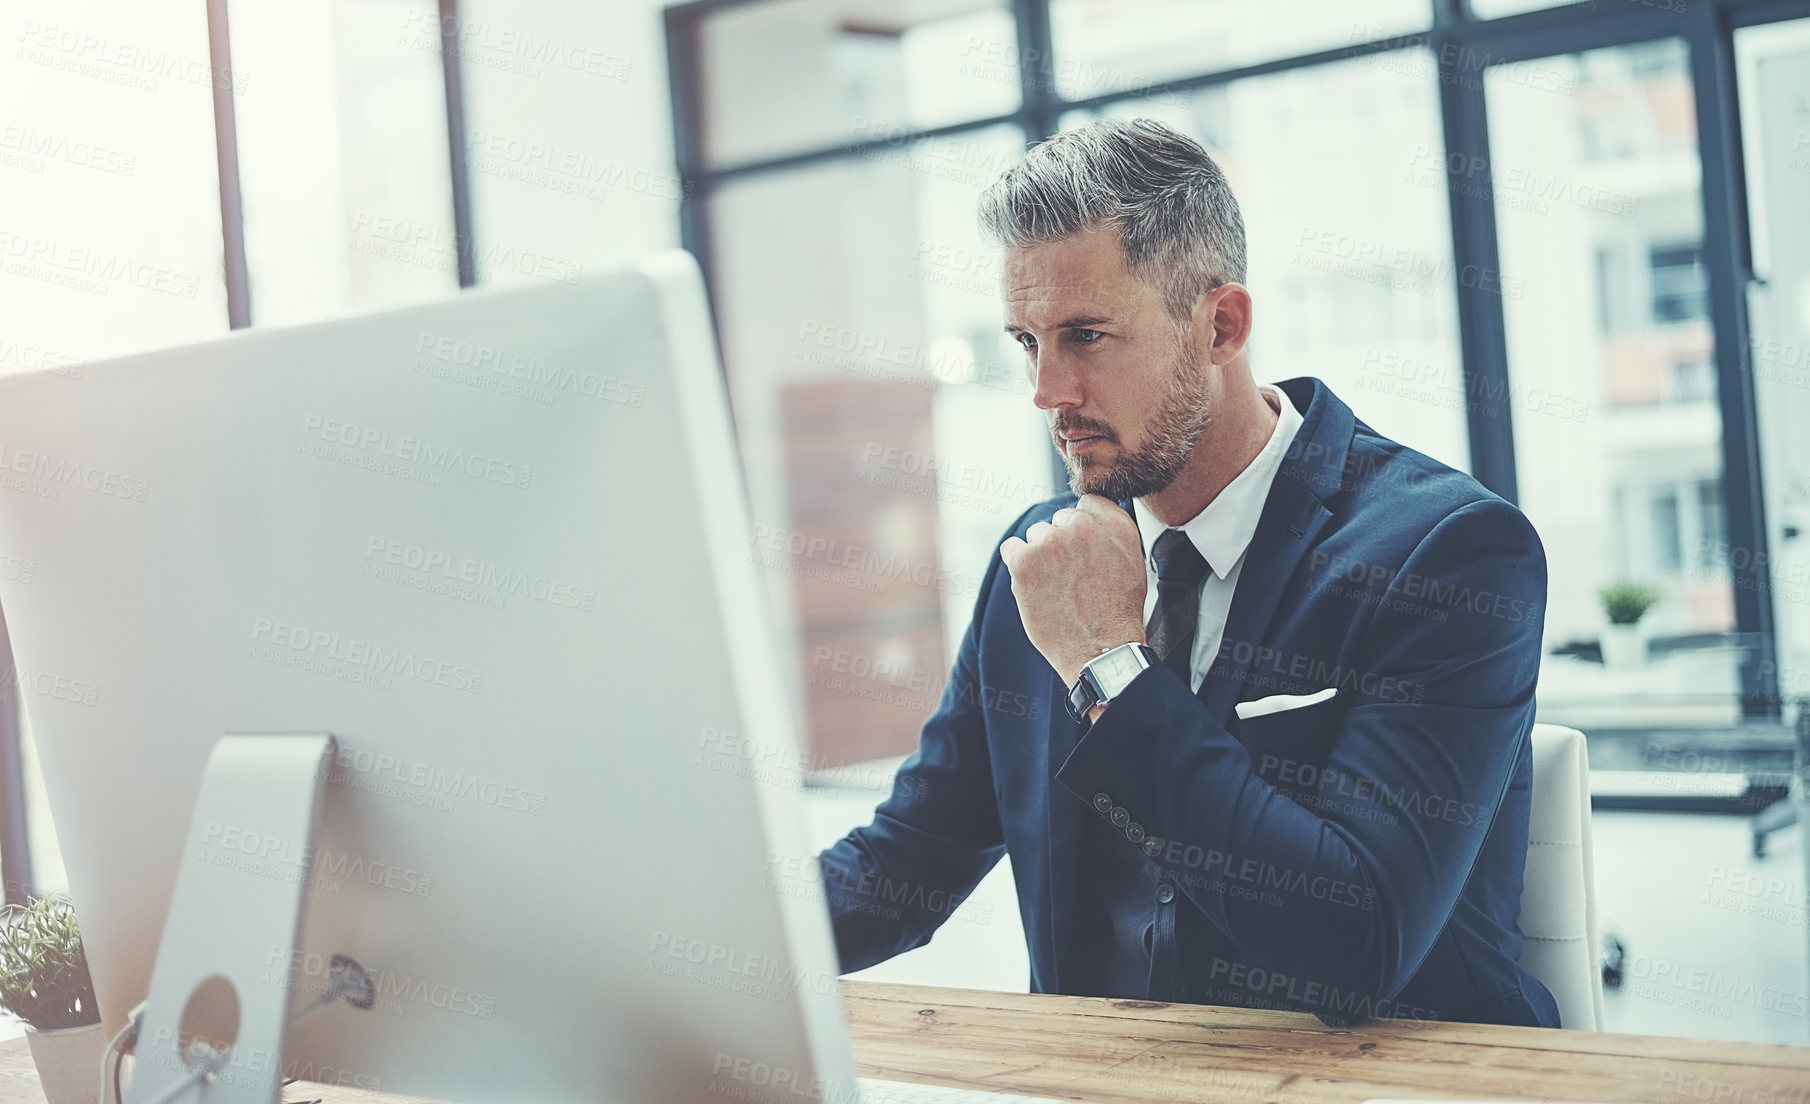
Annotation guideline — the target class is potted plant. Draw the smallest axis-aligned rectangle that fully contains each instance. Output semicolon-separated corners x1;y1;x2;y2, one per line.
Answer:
0;894;105;1104
1599;581;1661;670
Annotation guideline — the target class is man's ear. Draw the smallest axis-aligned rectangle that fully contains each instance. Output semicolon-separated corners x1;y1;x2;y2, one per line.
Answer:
1200;283;1253;366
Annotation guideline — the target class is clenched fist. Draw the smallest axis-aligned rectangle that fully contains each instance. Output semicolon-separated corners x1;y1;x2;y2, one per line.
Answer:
999;495;1148;688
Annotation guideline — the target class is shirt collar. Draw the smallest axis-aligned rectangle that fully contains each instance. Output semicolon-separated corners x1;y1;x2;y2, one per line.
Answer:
1132;383;1304;581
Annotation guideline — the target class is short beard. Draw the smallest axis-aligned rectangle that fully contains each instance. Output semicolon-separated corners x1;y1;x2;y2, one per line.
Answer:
1057;338;1211;502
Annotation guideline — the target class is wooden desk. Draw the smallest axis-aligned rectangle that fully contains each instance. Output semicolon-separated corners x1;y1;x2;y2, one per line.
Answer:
3;982;1806;1103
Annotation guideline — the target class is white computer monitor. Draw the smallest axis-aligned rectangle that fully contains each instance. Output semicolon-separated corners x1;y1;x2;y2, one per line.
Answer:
0;252;861;1104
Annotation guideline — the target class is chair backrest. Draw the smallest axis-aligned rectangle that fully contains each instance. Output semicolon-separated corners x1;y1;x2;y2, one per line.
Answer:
1517;723;1604;1030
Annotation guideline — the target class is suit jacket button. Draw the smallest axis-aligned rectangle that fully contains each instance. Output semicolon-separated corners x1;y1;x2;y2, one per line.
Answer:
1143;838;1163;856
1156;883;1176;904
1110;806;1129;827
1126;823;1145;843
1093;793;1112;813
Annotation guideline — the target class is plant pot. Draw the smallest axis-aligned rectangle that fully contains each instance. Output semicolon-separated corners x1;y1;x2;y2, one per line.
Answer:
25;1021;107;1104
1600;621;1649;670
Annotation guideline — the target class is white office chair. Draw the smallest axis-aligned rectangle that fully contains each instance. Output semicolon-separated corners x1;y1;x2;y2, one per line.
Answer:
1516;723;1605;1030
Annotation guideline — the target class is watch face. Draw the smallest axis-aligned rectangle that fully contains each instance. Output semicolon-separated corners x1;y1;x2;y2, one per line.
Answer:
1098;649;1141;686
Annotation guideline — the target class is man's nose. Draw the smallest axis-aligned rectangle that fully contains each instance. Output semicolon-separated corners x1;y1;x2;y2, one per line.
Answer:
1031;351;1083;412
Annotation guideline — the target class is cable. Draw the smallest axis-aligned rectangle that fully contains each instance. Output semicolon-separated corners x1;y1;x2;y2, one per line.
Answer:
98;1007;142;1104
137;1042;227;1104
104;957;372;1104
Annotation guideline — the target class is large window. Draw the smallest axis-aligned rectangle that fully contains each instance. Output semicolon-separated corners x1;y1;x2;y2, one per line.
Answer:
673;0;1810;1042
1488;40;1739;723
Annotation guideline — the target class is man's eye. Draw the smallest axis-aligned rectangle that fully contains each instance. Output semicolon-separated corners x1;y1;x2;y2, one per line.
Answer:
1015;333;1037;351
1071;329;1103;345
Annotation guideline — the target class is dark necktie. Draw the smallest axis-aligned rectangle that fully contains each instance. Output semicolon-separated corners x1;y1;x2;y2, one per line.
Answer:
1145;528;1211;683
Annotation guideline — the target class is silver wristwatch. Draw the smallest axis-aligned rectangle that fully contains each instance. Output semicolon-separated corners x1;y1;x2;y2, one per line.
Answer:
1066;642;1157;722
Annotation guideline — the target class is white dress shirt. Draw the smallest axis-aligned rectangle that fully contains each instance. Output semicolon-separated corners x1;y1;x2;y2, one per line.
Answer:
1131;384;1304;694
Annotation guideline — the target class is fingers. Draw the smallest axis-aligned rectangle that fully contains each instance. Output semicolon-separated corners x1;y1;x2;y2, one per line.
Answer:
1025;520;1055;545
1050;506;1079;528
999;535;1027;572
1076;494;1127;519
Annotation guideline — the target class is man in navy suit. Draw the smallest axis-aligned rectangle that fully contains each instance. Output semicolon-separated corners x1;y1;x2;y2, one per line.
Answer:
818;118;1560;1028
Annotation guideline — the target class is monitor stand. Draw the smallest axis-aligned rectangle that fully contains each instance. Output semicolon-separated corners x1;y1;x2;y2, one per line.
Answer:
125;733;344;1104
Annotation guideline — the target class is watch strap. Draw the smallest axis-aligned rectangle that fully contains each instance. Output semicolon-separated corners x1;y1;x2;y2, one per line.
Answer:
1066;643;1157;722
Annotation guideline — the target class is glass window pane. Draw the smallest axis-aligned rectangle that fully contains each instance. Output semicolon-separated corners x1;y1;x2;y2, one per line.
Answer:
3;0;235;898
229;0;459;326
1048;0;1428;102
700;0;1020;168
1737;17;1810;714
710;126;1052;770
1;0;230;369
1064;49;1471;474
1486;40;1746;735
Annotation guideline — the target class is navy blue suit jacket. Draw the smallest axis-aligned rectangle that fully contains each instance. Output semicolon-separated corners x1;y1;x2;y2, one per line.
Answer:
818;377;1560;1028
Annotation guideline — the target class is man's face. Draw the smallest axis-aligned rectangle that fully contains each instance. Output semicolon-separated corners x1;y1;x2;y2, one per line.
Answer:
1002;224;1211;501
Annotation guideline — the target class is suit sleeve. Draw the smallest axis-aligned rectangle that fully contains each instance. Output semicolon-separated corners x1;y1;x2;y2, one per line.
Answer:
1055;497;1546;1009
814;507;1032;973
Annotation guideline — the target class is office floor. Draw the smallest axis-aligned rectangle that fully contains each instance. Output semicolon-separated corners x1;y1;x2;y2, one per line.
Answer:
803;782;1809;1045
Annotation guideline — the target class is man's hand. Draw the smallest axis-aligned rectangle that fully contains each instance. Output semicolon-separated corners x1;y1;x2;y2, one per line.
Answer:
999;495;1147;688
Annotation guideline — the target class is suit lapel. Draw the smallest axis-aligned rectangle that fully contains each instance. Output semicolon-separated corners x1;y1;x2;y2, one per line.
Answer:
1199;377;1354;727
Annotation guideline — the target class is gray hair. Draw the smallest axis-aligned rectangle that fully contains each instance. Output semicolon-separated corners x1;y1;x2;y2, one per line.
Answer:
977;118;1247;324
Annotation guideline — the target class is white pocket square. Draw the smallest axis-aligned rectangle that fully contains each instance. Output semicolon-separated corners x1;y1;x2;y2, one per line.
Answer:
1235;687;1338;721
